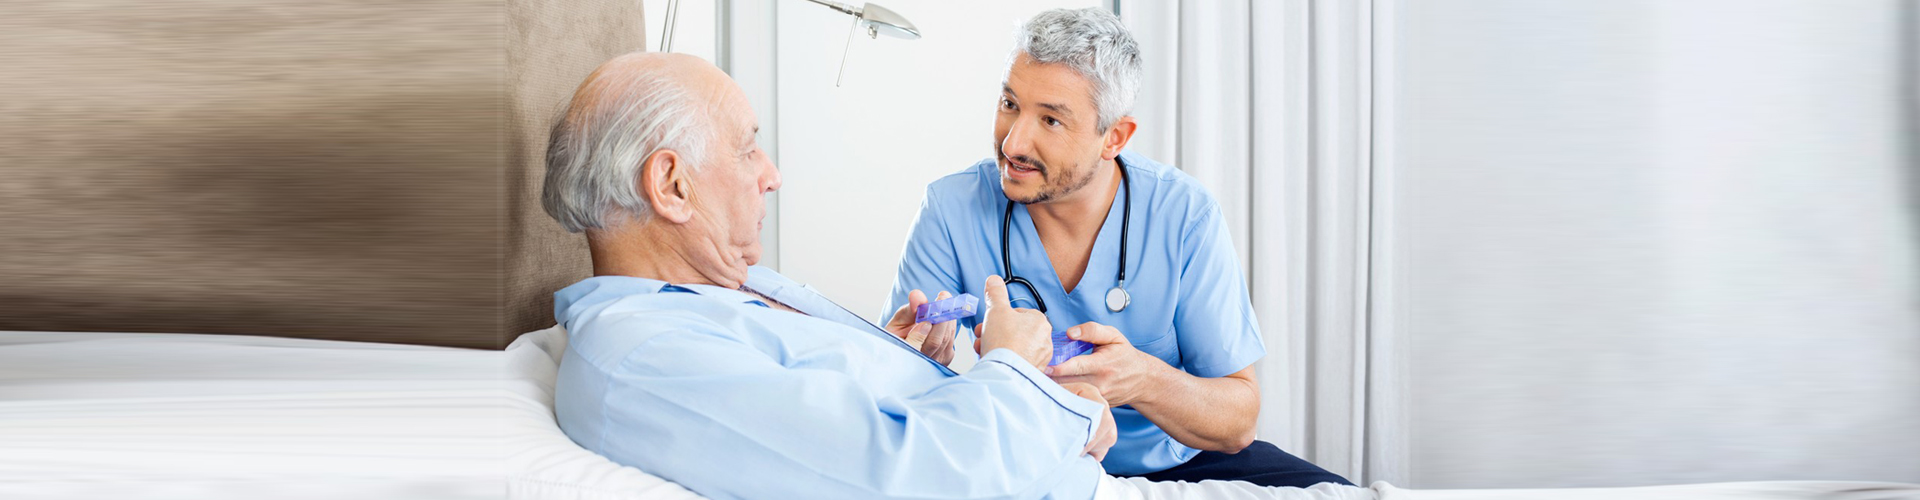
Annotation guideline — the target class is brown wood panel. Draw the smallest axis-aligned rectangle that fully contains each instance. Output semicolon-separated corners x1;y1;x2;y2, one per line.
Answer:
0;0;638;348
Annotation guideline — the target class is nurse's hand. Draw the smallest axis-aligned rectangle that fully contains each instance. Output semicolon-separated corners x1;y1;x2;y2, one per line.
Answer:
979;275;1053;369
1046;322;1177;407
883;289;959;366
1060;382;1118;461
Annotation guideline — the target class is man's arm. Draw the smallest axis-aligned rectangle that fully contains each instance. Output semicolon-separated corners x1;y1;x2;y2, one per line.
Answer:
1138;366;1259;452
1047;324;1259;453
573;325;1104;500
1047;199;1268;453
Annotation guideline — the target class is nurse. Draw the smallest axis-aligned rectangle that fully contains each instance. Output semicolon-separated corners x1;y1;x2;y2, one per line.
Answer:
883;7;1351;488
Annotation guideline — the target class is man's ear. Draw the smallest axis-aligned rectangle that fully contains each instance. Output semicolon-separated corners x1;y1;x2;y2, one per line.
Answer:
1100;117;1137;161
640;149;696;223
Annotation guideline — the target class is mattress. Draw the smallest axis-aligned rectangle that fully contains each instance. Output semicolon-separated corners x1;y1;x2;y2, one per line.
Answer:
0;330;506;499
0;327;703;500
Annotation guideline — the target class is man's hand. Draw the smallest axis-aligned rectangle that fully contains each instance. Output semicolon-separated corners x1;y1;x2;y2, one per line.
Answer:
1059;382;1117;461
884;289;958;366
977;275;1052;369
1045;322;1175;407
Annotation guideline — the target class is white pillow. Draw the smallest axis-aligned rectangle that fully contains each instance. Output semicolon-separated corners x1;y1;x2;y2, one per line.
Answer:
504;327;710;500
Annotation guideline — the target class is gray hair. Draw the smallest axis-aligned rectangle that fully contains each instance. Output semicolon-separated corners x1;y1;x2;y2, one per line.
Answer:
1014;7;1142;132
542;66;712;233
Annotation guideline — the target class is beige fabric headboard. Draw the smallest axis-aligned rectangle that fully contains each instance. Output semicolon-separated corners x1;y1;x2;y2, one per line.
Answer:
0;1;643;349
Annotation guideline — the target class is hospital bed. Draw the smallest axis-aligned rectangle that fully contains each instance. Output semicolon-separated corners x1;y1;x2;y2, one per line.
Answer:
3;328;1912;500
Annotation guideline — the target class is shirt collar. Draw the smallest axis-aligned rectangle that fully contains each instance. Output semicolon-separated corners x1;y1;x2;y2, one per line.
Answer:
553;270;777;325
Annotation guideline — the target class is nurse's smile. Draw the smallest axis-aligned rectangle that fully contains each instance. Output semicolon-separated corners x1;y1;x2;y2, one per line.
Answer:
1002;153;1046;181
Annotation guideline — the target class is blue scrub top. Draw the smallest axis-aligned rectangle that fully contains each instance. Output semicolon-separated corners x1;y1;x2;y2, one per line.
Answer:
883;150;1267;475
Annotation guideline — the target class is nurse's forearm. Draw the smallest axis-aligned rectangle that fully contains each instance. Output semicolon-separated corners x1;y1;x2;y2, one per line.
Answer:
1131;366;1259;454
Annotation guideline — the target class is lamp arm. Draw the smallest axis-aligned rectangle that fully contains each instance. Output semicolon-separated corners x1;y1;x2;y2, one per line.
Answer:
798;0;862;18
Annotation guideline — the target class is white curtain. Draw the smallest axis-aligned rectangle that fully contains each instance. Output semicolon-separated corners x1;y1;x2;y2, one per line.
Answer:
1123;0;1920;488
1393;0;1920;488
1118;0;1406;485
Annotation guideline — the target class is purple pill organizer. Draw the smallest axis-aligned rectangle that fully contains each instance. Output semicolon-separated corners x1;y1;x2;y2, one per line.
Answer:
1050;331;1096;366
914;293;979;324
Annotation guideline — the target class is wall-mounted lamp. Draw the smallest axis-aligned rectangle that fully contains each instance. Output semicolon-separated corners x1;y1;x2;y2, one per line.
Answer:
799;0;921;40
657;0;921;86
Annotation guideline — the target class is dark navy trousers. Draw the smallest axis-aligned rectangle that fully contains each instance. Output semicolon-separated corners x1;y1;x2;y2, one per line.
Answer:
1116;440;1354;488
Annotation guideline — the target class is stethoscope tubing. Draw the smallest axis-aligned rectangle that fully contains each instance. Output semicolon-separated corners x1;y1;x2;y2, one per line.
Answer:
999;163;1132;314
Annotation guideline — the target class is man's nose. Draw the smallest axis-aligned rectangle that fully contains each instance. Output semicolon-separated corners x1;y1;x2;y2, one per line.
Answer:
761;157;782;193
1001;118;1036;160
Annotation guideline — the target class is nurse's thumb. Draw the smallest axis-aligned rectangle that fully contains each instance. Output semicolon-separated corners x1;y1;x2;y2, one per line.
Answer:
984;275;1012;310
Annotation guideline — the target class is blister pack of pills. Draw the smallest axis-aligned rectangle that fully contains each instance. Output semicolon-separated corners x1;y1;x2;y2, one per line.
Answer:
1050;331;1096;366
914;293;979;324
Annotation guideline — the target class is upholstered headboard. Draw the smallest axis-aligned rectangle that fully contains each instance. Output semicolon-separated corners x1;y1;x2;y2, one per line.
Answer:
0;1;643;349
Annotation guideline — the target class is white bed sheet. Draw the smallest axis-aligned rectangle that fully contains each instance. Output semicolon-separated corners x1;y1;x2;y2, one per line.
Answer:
0;330;506;499
502;327;1919;500
3;328;1911;500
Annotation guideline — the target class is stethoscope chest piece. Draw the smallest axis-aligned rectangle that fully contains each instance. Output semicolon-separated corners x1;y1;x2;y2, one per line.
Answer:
1105;285;1130;313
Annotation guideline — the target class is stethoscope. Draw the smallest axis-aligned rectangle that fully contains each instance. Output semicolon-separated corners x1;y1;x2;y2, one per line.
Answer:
1000;165;1132;314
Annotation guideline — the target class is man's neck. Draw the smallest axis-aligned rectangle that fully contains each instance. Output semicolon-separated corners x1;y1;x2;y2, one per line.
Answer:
1024;158;1121;293
1026;158;1122;239
588;223;746;289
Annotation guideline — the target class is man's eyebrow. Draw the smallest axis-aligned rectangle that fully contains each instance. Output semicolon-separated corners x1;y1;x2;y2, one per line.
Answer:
1000;84;1072;117
1035;102;1073;117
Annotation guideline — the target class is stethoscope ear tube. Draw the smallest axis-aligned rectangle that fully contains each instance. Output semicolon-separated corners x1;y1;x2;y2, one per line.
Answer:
999;165;1132;314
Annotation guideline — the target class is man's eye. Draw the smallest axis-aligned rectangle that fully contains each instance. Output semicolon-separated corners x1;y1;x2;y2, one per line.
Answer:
1001;99;1016;110
1045;117;1061;127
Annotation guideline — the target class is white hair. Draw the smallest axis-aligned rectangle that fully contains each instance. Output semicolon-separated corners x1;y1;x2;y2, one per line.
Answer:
541;66;712;233
1014;7;1142;132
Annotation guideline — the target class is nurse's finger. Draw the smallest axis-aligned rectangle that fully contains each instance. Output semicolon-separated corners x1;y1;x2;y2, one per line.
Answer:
983;275;1012;311
1050;375;1096;387
1052;346;1121;376
1046;352;1107;379
1065;322;1129;346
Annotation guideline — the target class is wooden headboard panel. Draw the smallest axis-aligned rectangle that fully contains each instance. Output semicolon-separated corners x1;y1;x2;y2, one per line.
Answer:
0;0;643;349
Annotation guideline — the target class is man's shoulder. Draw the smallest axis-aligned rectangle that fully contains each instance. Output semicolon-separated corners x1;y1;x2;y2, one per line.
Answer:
1121;151;1223;219
561;291;739;370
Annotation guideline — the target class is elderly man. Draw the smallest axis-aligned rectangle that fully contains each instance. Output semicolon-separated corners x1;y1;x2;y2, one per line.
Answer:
883;8;1349;488
542;52;1372;500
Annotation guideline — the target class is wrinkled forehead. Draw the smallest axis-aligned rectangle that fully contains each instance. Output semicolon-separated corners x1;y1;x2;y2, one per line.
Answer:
1004;53;1097;116
709;82;758;139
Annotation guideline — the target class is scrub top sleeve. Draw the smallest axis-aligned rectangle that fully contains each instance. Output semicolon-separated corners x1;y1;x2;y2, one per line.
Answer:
1171;202;1268;378
884;186;968;325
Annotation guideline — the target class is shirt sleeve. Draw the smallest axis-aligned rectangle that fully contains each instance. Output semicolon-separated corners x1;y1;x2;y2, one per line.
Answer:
586;328;1105;500
883;186;968;327
1172;201;1268;378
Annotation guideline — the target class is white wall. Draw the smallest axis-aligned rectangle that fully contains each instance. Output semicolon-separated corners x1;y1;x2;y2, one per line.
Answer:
1396;0;1920;488
773;0;1099;318
643;0;718;63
